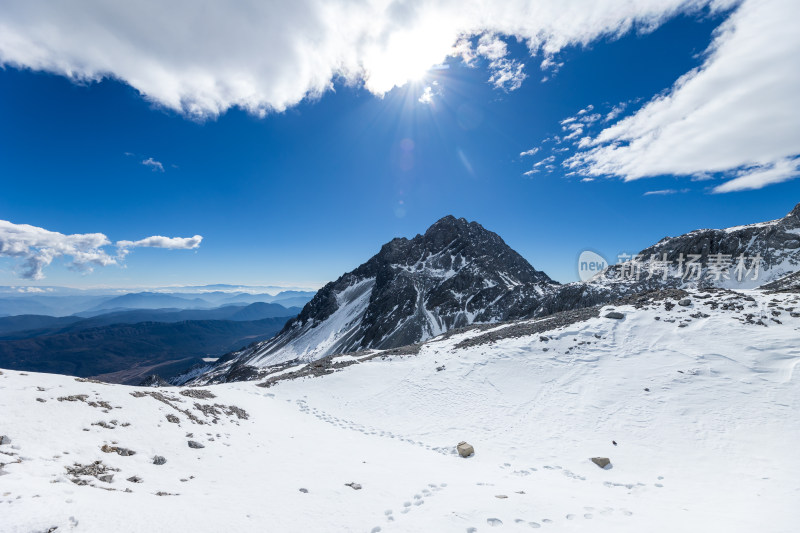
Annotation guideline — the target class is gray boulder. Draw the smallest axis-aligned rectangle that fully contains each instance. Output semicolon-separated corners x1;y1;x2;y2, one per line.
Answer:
152;455;167;465
457;441;475;458
0;435;10;445
591;457;611;469
187;440;205;449
678;299;691;306
604;312;625;319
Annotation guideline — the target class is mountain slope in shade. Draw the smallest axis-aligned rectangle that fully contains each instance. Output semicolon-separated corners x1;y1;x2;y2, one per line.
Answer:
0;317;294;384
198;216;556;382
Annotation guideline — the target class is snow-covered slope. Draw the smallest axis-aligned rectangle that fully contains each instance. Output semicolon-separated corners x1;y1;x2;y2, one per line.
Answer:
531;202;800;317
599;201;800;289
194;215;556;383
3;288;798;532
190;204;800;385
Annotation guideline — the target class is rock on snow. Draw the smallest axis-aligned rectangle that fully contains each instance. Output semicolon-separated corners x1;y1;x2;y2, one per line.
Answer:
1;289;799;532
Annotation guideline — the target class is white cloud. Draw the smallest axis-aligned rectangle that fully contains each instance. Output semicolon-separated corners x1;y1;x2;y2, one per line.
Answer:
533;155;556;167
0;220;116;279
0;219;202;279
0;0;729;118
566;0;800;192
418;81;441;104
419;86;434;104
142;157;164;172
520;148;539;157
712;158;800;193
643;188;690;196
604;102;628;121
116;235;203;250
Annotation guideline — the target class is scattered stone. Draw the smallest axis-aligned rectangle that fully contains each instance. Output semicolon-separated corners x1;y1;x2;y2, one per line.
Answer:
58;395;89;403
678;299;692;306
745;296;756;301
495;494;508;499
152;456;167;465
345;482;362;490
180;389;216;400
66;460;119;484
604;311;625;319
126;476;143;483
0;435;10;445
97;474;114;483
644;388;650;392
187;440;205;449
100;444;135;456
436;365;445;372
457;441;475;458
791;312;800;317
299;488;308;493
36;398;47;403
166;414;180;424
612;440;618;446
591;457;611;469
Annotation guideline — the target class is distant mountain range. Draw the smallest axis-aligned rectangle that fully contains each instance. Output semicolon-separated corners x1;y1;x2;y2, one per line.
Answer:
0;289;316;317
0;302;302;339
0;295;307;384
192;203;800;384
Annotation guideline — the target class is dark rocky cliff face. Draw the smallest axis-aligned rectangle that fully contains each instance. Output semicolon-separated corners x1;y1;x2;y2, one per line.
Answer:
532;202;800;315
196;216;556;382
191;203;800;384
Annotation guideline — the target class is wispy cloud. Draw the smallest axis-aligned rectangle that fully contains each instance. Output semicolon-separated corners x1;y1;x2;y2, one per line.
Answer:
643;188;690;196
712;158;800;193
564;0;800;193
0;0;730;117
117;235;203;251
520;148;539;157
0;219;202;280
418;81;441;104
142;157;165;172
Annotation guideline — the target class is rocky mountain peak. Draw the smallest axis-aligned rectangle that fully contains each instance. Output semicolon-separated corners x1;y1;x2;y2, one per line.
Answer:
785;202;800;223
194;216;557;382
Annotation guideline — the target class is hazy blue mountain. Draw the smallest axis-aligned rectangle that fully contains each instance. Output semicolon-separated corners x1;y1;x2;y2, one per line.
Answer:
0;303;300;340
81;292;215;313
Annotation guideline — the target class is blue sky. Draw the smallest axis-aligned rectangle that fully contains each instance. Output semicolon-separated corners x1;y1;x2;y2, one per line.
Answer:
1;0;798;288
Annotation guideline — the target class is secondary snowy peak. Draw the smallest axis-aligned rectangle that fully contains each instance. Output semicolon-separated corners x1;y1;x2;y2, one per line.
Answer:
532;202;800;316
195;216;556;382
576;201;799;290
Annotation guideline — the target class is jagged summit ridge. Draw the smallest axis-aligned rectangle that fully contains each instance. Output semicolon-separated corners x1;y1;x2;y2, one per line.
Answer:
194;216;556;383
188;204;800;384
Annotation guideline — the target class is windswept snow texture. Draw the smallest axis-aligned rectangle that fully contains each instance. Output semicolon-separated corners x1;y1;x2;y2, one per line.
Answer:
198;215;556;381
2;289;799;532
